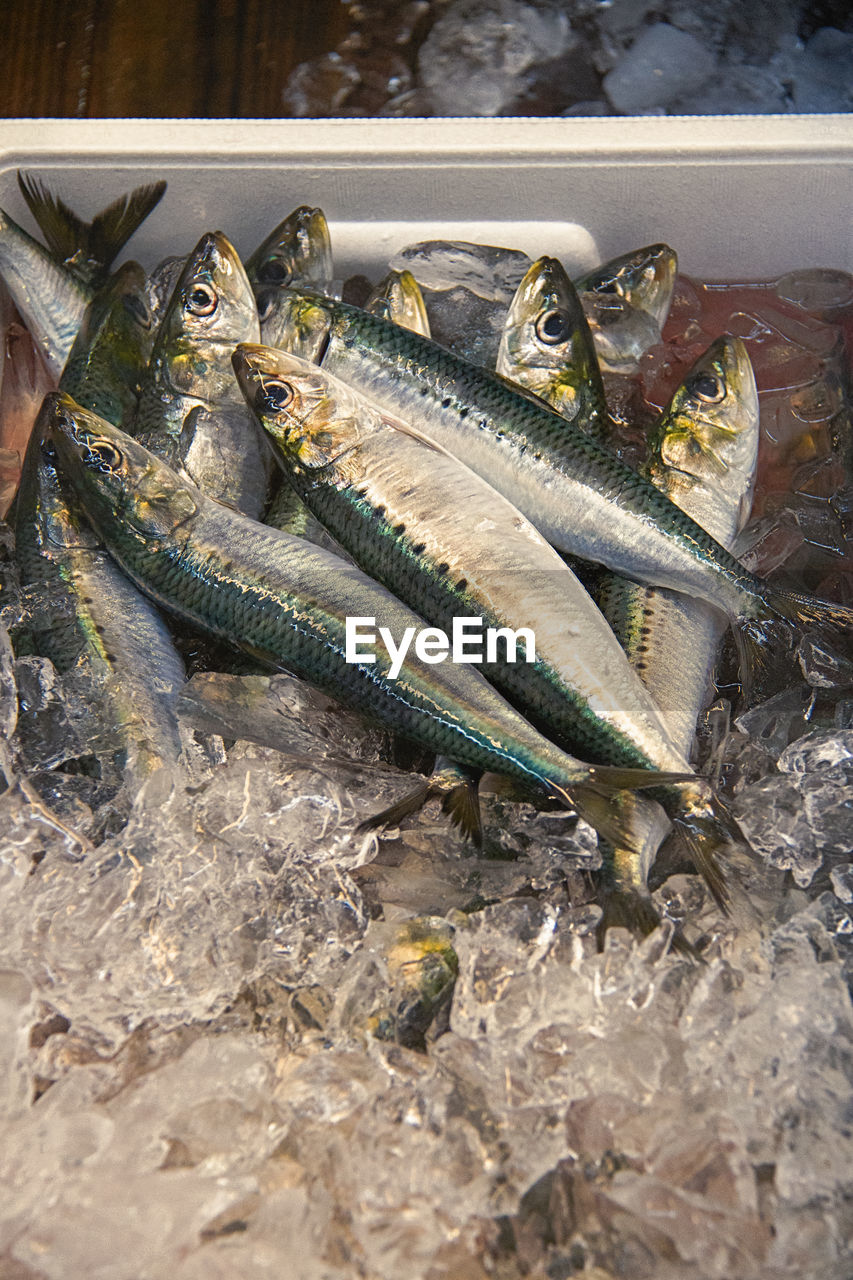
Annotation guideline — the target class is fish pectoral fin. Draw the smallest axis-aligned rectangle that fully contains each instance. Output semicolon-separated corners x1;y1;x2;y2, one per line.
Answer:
439;776;483;847
356;768;483;846
356;782;435;836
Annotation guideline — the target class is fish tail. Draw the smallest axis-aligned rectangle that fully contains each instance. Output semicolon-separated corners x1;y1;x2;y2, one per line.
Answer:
736;586;853;701
18;172;167;274
562;770;682;855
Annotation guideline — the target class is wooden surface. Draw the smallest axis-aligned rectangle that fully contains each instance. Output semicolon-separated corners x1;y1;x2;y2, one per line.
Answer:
2;0;350;118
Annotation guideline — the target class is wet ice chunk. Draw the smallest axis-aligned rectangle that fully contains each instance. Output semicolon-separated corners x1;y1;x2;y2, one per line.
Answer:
830;864;853;904
417;0;574;116
389;240;531;302
778;729;853;776
669;59;791;115
389;240;532;366
792;28;853;114
603;23;717;113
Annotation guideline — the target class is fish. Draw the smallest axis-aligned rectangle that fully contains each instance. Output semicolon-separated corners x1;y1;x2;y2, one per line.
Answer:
496;255;608;437
17;172;167;290
59;260;154;429
132;231;273;519
0;205;91;379
366;269;432;337
272;287;853;695
595;337;760;922
0;302;55;520
234;342;743;903
46;392;694;843
576;242;678;373
13;406;185;784
247;206;334;351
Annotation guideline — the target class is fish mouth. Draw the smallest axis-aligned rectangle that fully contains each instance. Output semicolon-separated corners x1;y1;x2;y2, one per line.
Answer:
712;334;758;413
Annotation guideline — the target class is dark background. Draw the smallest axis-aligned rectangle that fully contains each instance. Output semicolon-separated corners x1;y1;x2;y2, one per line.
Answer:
2;1;350;117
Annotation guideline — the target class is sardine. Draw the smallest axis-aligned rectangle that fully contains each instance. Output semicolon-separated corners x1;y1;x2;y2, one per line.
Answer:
133;231;273;518
47;393;692;840
248;207;334;350
576;242;677;372
13;409;185;783
366;269;431;337
274;287;853;692
0;206;91;379
234;342;743;898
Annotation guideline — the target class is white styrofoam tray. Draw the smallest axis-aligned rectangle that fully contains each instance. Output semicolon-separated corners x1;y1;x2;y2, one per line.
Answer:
0;116;851;282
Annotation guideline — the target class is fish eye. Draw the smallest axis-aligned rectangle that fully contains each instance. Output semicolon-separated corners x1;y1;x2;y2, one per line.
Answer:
690;371;726;403
535;309;572;345
258;259;292;286
84;438;123;474
184;282;218;317
259;378;294;412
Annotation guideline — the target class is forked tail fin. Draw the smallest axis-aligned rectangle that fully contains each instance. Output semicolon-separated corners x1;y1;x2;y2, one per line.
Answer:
736;586;853;704
18;172;167;285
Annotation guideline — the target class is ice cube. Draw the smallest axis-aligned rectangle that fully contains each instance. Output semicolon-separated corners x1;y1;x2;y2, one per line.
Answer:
417;0;574;116
603;23;717;114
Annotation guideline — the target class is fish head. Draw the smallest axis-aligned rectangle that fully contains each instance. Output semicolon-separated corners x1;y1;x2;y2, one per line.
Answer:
497;256;602;424
577;243;678;328
649;335;760;531
157;231;260;397
47;392;198;541
17;398;101;552
233;343;372;476
258;285;335;362
366;269;431;337
68;260;155;404
247;206;332;292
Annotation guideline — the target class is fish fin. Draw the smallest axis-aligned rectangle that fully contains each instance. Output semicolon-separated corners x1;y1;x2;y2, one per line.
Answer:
673;817;732;915
564;777;677;854
357;768;483;845
18;172;166;276
440;778;483;847
357;782;434;835
736;587;853;703
596;889;696;957
88;181;167;270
